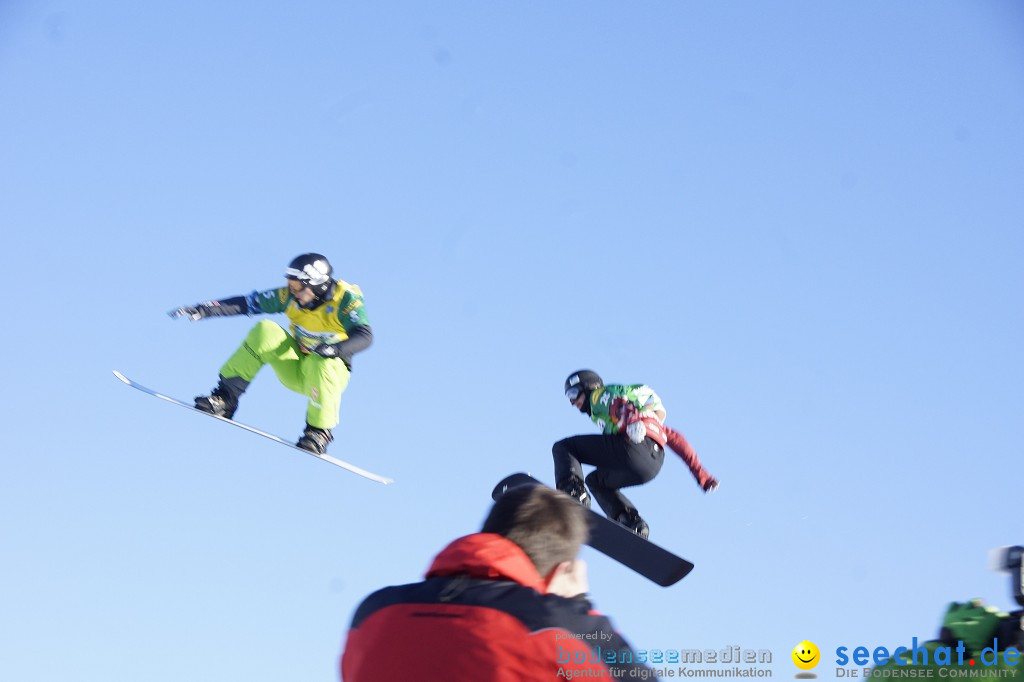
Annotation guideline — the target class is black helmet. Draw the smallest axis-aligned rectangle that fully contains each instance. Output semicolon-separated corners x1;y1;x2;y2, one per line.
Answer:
564;370;603;401
285;253;335;308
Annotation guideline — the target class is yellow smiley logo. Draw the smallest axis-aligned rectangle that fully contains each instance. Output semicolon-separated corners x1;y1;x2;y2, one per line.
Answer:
792;640;820;670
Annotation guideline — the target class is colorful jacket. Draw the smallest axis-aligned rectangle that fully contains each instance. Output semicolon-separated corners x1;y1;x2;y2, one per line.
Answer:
588;384;668;446
340;533;650;681
589;384;715;490
198;279;371;367
244;280;370;353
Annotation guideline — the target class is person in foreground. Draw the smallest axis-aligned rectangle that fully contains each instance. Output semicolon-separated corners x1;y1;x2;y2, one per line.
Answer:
340;485;651;680
168;253;372;454
555;369;719;539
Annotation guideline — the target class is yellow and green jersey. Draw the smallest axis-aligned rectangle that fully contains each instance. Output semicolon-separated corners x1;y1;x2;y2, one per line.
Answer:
247;280;370;353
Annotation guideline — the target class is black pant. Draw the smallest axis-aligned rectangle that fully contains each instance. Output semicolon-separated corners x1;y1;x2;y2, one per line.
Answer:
552;435;665;519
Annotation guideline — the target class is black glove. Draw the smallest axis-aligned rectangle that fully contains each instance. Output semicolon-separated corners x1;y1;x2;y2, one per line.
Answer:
168;297;249;321
168;305;210;321
311;342;342;359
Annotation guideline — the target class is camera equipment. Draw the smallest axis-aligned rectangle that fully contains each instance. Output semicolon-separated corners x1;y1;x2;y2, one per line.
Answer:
991;545;1024;648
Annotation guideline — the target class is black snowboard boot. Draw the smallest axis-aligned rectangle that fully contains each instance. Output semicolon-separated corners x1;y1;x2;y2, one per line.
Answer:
615;509;650;540
297;423;333;454
194;375;248;420
556;475;592;510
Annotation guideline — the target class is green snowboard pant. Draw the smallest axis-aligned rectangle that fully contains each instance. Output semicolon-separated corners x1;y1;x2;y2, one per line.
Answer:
220;320;350;430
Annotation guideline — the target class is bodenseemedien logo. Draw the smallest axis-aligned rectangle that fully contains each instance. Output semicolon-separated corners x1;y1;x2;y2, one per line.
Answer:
554;642;773;678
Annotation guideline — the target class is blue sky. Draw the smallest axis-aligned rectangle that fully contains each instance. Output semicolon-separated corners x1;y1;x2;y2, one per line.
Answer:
2;1;1022;679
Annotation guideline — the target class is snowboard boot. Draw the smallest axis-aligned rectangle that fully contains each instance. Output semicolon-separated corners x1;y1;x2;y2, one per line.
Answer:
556;475;592;510
296;423;333;454
194;375;248;420
615;509;650;540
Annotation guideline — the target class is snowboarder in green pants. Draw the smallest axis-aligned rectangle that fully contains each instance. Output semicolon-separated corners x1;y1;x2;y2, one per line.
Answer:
169;253;372;454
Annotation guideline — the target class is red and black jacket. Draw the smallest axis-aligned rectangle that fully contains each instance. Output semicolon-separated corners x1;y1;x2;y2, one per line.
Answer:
341;533;650;681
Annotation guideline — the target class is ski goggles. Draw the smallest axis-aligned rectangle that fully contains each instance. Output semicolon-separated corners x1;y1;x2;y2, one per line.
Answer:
565;386;582;402
285;265;330;286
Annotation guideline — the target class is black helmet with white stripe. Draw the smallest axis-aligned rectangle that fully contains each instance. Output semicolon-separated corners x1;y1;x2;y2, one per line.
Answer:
565;369;602;414
564;370;603;401
285;253;334;308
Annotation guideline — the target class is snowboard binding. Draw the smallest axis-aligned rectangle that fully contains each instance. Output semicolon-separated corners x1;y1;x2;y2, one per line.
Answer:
194;375;247;420
615;509;650;540
297;424;333;454
557;475;592;510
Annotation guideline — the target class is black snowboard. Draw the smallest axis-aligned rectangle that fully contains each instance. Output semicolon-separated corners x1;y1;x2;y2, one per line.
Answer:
491;473;694;587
